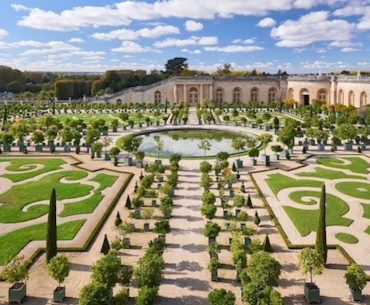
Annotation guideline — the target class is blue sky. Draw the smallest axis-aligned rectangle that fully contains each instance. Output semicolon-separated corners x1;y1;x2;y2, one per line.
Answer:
0;0;370;73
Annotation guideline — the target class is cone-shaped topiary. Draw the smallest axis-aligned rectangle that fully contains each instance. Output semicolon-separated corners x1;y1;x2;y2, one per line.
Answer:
101;234;110;255
46;188;57;263
253;211;260;226
315;183;327;264
134;181;138;193
139;172;144;180
115;211;123;227
262;234;272;253
125;196;132;209
232;162;237;172
247;194;253;208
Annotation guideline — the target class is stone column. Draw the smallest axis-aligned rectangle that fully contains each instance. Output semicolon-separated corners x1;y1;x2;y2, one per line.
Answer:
200;84;204;103
210;84;214;101
173;85;177;103
183;84;187;103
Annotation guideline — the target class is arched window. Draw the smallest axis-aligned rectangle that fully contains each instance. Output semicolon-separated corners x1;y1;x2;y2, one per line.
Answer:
232;87;242;103
215;88;224;104
300;88;310;105
189;87;199;104
348;91;354;106
317;89;327;103
250;87;259;102
154;91;161;103
338;89;344;104
268;88;277;103
360;92;367;107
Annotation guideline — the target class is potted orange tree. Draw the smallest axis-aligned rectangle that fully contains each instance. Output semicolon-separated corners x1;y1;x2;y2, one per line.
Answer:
2;256;29;304
47;255;70;303
345;263;367;301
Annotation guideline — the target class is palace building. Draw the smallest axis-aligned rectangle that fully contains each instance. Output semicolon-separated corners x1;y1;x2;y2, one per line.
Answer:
107;74;370;108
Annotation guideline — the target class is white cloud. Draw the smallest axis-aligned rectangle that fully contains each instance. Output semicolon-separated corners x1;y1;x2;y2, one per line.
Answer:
112;41;159;53
92;25;179;41
204;45;264;53
154;36;218;48
185;20;203;32
257;17;276;27
69;38;85;43
301;60;349;70
0;29;8;39
271;11;355;47
334;3;370;30
19;41;80;55
11;4;29;12
181;48;202;54
341;47;357;52
243;38;256;44
14;0;335;31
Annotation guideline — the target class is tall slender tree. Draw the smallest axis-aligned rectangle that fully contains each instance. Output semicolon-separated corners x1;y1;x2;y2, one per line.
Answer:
315;184;327;264
46;188;57;262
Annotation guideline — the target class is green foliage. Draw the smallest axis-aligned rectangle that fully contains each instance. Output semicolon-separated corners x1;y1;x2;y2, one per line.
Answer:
254;211;261;226
298;248;323;283
79;282;109;305
112;288;129;305
91;250;121;289
203;222;221;238
46;188;57;263
234;195;246;208
262;234;272;253
154;220;170;234
199;161;212;173
201;202;217;220
208;289;236;305
100;234;110;255
345;264;367;290
236;211;248;221
1;256;29;284
47;255;70;286
136;286;159;305
115;211;123;227
134;253;163;288
246;194;253;208
246;251;281;289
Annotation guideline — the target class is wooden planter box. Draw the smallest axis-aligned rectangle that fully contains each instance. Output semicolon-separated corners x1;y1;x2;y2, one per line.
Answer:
151;199;157;207
136;160;144;168
244;236;251;247
9;283;26;304
53;286;65;303
64;145;71;153
235;159;243;169
35;145;43;152
3;144;11;152
208;237;216;246
262;155;270;166
251;159;257;166
144;223;150;232
344;142;353;151
304;282;320;304
349;287;362;302
317;144;325;151
211;269;218;281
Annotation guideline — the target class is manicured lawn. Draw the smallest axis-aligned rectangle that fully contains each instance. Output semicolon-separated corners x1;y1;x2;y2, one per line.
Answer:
0;220;85;265
265;173;322;196
335;233;359;244
361;203;370;219
284;193;352;236
59;173;118;217
56;113;118;124
365;226;370;235
0;170;93;223
317;157;370;174
297;166;366;180
0;158;66;182
289;190;321;205
336;181;370;200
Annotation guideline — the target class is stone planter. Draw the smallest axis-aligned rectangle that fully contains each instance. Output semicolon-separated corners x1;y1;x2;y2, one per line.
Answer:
134;209;141;219
136;160;144;168
9;282;26;304
317;143;325;151
344;142;353;151
304;282;320;304
348;287;362;302
251;159;257;166
53;286;65;303
144;223;150;232
235;209;241;217
235;159;243;169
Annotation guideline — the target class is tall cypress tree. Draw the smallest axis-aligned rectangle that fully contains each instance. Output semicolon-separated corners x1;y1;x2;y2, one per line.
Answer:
315;184;327;264
46;188;57;262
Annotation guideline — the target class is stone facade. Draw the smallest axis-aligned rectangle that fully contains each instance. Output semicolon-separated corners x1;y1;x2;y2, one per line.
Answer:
107;75;370;108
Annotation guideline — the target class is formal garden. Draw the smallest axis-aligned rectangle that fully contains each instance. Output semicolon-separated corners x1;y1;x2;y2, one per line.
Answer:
0;98;369;305
0;157;125;266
